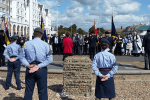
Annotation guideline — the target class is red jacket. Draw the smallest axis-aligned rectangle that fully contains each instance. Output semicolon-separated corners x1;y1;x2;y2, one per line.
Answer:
63;37;73;53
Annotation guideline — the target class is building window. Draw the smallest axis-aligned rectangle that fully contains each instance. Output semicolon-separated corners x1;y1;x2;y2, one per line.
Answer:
10;8;12;12
21;11;22;15
18;9;19;14
7;9;8;13
17;2;19;6
6;1;8;5
21;4;22;8
2;8;5;12
25;13;26;17
18;17;19;21
0;7;2;11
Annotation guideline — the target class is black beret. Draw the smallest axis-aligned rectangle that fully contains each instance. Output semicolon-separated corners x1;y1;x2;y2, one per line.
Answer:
105;31;109;34
14;32;16;34
34;27;44;34
101;38;110;44
21;35;23;36
11;36;18;40
147;30;150;32
0;30;4;33
129;33;132;35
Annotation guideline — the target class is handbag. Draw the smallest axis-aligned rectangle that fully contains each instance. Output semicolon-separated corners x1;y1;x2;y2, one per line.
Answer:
121;48;125;52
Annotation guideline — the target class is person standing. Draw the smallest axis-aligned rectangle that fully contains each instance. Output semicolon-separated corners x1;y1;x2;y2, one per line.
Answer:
92;38;118;100
114;33;122;55
132;31;142;57
123;35;128;55
19;27;53;100
51;33;61;55
84;32;90;55
0;30;6;67
72;33;78;55
3;36;22;90
18;35;25;47
78;34;84;55
142;30;150;70
103;31;114;53
25;34;29;42
88;31;98;60
62;33;73;61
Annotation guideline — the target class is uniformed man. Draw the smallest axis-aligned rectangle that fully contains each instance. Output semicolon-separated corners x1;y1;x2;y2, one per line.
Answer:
142;30;150;70
103;31;114;53
114;33;122;55
88;31;98;60
0;30;6;67
92;38;118;100
3;36;22;90
19;27;53;100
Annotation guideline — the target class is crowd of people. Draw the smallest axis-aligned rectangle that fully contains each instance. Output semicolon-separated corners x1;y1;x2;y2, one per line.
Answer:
45;31;144;60
0;27;150;100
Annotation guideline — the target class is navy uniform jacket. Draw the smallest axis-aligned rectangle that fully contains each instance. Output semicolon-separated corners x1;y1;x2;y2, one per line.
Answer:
143;34;150;53
88;35;98;48
0;34;5;53
103;36;114;52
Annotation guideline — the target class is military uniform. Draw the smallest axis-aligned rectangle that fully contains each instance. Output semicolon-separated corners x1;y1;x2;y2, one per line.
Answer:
19;28;53;100
92;38;118;99
3;36;22;90
88;33;98;60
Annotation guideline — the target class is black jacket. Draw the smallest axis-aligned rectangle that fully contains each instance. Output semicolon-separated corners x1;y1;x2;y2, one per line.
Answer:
103;36;114;52
72;36;78;45
51;36;61;44
88;35;98;48
0;34;5;53
143;34;150;52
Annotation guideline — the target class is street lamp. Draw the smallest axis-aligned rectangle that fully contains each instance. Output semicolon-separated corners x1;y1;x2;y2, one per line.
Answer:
111;5;114;16
57;5;60;34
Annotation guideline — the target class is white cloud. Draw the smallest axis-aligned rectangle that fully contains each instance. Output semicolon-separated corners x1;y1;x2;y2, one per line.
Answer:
40;0;59;9
39;0;149;31
116;2;141;15
148;5;150;10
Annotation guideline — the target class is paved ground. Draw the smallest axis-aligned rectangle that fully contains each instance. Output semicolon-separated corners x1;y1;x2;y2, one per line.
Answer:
49;55;145;71
53;54;144;62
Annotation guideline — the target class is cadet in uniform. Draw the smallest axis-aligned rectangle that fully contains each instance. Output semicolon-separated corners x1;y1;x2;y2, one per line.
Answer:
88;31;98;60
3;36;22;90
19;27;53;100
103;31;114;53
92;38;118;100
0;30;6;67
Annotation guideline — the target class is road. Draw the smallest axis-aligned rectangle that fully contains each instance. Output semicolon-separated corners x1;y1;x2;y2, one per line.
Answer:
48;55;144;71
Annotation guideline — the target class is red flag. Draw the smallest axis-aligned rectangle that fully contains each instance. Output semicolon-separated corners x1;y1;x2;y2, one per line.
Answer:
94;19;97;35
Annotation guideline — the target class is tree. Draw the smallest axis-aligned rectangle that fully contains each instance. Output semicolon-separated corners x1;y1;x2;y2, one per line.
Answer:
89;25;94;33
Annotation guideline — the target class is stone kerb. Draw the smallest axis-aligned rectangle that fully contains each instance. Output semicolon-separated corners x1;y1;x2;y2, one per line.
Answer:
63;56;92;96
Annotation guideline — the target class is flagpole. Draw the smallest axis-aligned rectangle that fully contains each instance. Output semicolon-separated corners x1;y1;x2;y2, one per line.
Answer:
29;0;33;40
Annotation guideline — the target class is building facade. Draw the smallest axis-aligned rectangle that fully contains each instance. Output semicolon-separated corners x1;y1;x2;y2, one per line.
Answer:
0;0;51;36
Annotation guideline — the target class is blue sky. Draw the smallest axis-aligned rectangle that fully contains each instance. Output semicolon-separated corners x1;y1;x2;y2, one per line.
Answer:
38;0;150;31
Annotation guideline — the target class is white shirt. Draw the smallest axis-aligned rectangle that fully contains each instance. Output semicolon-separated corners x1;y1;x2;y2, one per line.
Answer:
55;37;58;44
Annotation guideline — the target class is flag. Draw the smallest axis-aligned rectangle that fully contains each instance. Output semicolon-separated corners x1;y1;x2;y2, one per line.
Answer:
41;16;48;42
94;19;98;36
111;16;118;43
3;15;10;45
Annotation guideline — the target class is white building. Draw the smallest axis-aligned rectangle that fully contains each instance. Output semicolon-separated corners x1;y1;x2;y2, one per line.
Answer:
0;0;51;36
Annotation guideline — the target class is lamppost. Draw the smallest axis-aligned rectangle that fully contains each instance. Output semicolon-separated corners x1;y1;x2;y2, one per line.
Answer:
111;5;114;16
29;0;33;40
57;5;60;34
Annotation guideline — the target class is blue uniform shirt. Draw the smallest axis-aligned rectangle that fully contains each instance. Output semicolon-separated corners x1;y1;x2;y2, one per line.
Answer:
19;38;53;68
92;49;118;78
123;38;128;44
3;42;21;60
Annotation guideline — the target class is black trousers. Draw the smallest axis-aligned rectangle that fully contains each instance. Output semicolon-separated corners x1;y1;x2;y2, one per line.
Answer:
78;45;83;55
84;44;87;54
63;53;73;61
73;44;77;55
0;52;5;67
53;44;60;55
5;60;22;89
90;47;95;60
144;52;150;69
24;67;48;100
